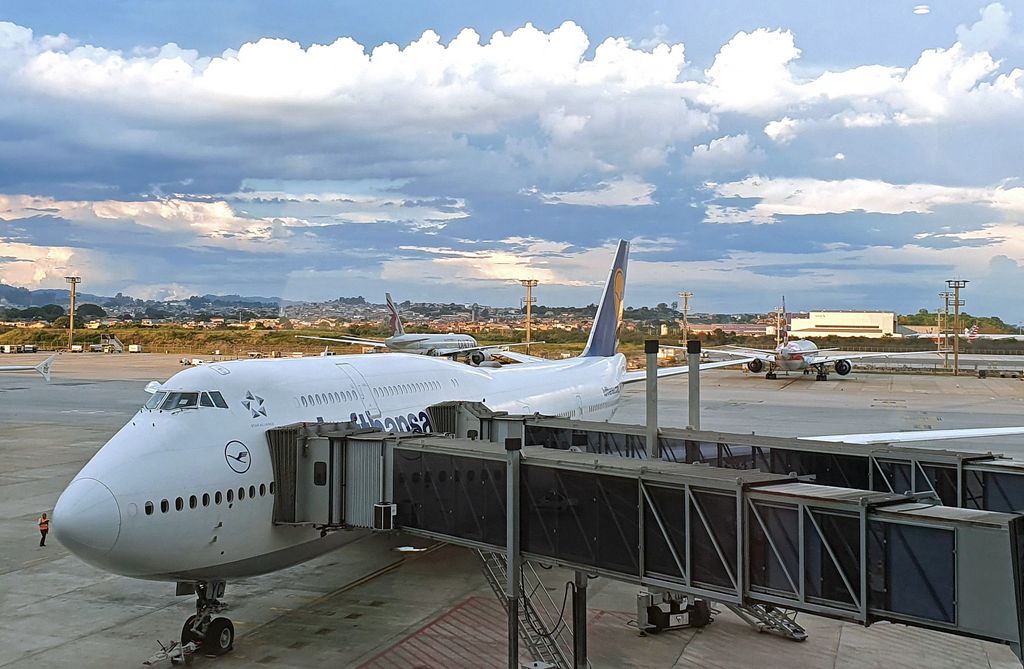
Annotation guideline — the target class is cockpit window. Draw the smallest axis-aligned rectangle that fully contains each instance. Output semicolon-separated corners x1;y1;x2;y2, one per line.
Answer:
161;392;199;410
147;390;228;411
145;391;167;410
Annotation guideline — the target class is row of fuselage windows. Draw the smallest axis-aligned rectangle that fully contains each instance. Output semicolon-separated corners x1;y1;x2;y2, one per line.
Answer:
296;378;459;410
143;481;274;515
586;398;617;414
145;391;229;411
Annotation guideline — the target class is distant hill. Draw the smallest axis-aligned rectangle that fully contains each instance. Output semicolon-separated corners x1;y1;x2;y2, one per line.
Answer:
0;283;282;308
0;284;107;307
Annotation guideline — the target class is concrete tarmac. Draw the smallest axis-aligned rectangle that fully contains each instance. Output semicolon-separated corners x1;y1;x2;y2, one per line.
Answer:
1;353;1022;668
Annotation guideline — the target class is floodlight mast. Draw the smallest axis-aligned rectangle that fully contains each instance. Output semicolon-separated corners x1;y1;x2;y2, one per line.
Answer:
64;276;81;351
519;279;539;350
678;291;693;341
946;279;968;376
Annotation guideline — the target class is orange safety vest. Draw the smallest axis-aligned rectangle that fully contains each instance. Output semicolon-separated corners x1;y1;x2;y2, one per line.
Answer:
39;517;49;531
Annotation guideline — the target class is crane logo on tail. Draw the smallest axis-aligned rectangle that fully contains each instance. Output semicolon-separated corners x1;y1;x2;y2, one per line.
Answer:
613;268;625;332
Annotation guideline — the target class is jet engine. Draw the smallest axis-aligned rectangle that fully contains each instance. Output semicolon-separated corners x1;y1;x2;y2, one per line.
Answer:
469;350;492;366
834;359;852;376
747;359;764;373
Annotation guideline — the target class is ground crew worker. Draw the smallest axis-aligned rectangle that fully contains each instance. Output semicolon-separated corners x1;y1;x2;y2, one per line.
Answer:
38;512;49;547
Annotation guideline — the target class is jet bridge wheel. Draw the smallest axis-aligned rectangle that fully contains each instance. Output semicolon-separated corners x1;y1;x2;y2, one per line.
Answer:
204;617;234;655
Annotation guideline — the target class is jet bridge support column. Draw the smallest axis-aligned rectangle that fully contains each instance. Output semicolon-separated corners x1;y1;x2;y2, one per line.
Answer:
645;339;659;459
573;571;588;669
506;437;522;668
687;339;701;431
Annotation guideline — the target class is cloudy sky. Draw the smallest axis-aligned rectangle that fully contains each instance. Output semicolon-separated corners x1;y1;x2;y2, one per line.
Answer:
0;2;1022;318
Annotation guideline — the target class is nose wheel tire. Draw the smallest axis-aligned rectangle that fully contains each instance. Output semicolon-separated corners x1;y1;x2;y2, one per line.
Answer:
205;617;234;655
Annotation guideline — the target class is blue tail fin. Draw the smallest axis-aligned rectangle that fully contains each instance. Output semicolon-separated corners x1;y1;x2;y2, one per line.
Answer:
580;240;629;358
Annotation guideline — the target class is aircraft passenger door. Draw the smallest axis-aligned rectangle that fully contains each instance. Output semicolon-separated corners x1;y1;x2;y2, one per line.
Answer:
336;363;382;419
576;394;584;419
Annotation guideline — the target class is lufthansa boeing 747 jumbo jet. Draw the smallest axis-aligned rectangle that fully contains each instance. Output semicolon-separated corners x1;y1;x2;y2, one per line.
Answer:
299;292;537;365
51;241;1024;657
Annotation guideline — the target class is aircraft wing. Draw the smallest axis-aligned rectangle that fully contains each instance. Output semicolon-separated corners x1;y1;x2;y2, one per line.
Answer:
621;357;755;384
0;352;58;382
803;426;1024;445
489;350;549;364
706;346;776;362
810;350;939;364
430;341;545;358
297;335;389;348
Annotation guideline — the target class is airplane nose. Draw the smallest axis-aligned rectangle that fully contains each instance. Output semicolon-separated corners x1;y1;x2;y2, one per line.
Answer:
53;478;121;557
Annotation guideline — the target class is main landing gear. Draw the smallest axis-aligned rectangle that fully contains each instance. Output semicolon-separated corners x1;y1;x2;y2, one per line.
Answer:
813;364;828;382
180;581;234;657
765;364;778;380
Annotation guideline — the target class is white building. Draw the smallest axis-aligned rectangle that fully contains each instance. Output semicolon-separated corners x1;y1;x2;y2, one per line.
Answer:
789;310;896;338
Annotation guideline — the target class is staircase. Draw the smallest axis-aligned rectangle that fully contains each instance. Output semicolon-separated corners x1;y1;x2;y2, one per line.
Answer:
476;549;578;669
725;602;808;641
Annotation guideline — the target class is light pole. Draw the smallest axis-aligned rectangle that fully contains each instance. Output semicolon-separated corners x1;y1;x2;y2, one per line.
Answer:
939;291;952;369
946;280;968;376
64;276;81;351
519;279;538;350
678;291;693;341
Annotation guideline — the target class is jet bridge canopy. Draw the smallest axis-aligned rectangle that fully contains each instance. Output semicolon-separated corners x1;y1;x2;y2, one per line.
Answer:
523;417;1024;513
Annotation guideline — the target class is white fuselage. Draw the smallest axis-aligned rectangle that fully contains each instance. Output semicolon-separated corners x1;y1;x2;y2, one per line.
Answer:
773;340;819;371
54;352;626;582
384;333;477;355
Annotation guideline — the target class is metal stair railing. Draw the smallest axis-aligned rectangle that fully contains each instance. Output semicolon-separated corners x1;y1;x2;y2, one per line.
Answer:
724;603;808;641
476;549;578;668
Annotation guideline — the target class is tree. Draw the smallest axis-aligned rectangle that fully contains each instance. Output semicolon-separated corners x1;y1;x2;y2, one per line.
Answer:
52;315;84;328
40;304;65;320
77;303;107;318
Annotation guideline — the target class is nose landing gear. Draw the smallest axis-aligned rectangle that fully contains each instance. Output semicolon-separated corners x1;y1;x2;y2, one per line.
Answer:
180;581;234;656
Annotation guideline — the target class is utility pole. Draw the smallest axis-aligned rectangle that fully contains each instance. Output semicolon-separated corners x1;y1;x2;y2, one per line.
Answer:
946;280;968;376
938;291;952;369
677;291;693;341
519;279;538;350
64;276;81;351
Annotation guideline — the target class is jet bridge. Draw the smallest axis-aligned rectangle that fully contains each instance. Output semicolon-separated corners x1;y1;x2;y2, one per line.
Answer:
523;417;1024;513
266;420;1024;665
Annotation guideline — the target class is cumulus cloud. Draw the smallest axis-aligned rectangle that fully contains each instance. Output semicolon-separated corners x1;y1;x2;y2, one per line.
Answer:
706;176;1024;223
956;3;1012;53
686;134;765;172
0;240;104;287
0;21;710;178
533;175;656;207
0;185;468;254
387;237;600;286
700;7;1023;142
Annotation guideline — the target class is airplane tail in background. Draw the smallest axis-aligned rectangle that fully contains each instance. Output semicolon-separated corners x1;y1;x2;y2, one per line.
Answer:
385;292;405;337
781;296;789;346
580;240;629;358
35;353;57;382
967;323;979;342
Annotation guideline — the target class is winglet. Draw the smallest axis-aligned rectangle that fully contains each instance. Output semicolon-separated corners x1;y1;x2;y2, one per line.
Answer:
581;240;629;358
385;292;405;337
35;353;58;382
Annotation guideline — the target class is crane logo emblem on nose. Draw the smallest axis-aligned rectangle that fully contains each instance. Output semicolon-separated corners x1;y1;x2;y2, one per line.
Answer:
242;391;267;419
224;441;251;474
